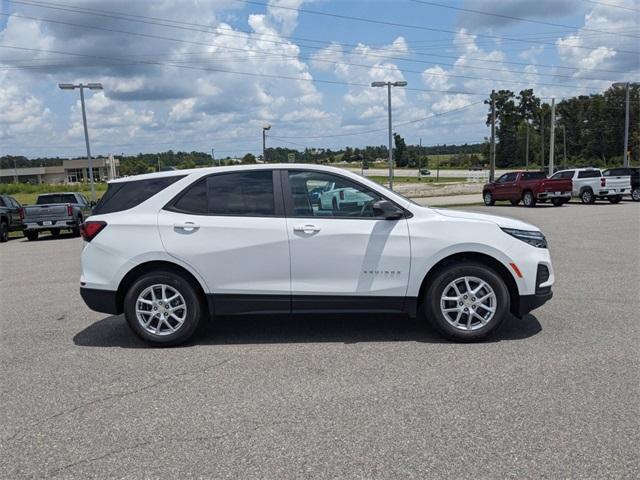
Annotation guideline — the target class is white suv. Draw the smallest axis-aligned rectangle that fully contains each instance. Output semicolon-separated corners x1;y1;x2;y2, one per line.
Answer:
80;164;554;345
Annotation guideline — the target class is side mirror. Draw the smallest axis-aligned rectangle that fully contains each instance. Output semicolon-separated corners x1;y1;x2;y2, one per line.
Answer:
373;200;404;220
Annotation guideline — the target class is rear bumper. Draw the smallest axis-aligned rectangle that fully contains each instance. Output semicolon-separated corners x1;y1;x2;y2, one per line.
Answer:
80;287;120;315
24;219;78;231
537;191;571;200
516;290;553;317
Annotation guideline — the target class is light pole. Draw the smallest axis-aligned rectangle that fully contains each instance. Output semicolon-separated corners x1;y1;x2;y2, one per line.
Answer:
58;82;103;202
262;124;271;163
612;82;639;167
371;80;407;190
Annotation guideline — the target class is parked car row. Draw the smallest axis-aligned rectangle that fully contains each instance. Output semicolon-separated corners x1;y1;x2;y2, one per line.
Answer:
0;192;94;242
482;167;639;207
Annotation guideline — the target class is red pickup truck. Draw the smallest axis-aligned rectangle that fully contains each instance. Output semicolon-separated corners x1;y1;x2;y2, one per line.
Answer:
482;171;573;207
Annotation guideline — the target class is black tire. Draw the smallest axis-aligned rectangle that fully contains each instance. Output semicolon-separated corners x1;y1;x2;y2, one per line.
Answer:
580;188;595;204
523;191;537;207
72;216;82;237
0;222;8;243
50;229;61;237
551;198;564;207
25;231;38;241
631;187;640;202
124;271;204;347
424;262;510;341
608;195;622;204
483;191;495;206
509;199;520;206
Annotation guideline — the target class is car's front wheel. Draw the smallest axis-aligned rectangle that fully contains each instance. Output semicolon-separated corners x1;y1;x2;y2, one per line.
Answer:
483;191;494;206
631;187;640;202
0;222;8;242
124;271;204;346
25;231;38;241
424;263;510;341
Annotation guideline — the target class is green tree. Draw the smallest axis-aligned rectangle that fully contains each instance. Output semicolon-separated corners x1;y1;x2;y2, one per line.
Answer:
393;133;408;167
241;153;256;164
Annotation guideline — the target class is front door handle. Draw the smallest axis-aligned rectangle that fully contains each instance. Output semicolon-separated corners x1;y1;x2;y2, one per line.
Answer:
173;222;199;233
293;224;320;234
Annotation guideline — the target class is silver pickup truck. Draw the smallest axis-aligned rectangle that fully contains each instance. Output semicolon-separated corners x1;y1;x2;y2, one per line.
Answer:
22;192;93;241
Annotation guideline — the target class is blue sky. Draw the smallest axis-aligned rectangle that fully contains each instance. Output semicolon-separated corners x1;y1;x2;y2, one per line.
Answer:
0;0;638;159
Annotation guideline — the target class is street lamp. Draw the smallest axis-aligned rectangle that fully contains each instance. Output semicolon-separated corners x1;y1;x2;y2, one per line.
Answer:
262;124;271;163
58;82;103;202
371;80;407;190
612;82;640;167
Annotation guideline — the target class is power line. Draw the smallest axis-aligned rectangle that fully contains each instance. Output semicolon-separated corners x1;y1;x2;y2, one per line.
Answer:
264;101;485;139
2;0;631;76
410;0;639;39
0;44;488;96
579;0;640;13
0;44;611;92
235;0;640;55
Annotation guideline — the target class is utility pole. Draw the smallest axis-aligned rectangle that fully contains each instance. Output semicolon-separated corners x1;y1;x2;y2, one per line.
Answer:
612;82;640;167
548;98;556;175
562;125;567;169
371;80;407;190
540;113;545;171
525;121;529;170
262;124;271;163
490;89;496;182
157;156;161;172
59;82;103;202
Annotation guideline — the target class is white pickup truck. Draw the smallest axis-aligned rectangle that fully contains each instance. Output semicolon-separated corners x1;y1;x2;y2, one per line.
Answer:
550;168;631;204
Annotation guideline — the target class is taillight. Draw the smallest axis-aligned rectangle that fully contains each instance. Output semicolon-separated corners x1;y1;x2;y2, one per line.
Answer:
601;178;606;187
19;207;24;220
80;221;107;242
67;204;73;216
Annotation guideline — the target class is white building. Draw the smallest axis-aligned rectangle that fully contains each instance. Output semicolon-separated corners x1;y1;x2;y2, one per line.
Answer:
0;157;120;184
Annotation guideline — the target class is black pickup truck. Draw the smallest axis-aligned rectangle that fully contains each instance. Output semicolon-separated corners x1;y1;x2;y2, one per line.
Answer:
0;195;23;242
603;167;640;202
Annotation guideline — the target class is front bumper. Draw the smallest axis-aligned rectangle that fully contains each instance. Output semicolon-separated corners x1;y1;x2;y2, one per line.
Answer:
516;290;553;317
80;287;120;315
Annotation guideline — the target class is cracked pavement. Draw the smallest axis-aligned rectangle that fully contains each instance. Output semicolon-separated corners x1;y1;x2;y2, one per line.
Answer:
1;202;639;479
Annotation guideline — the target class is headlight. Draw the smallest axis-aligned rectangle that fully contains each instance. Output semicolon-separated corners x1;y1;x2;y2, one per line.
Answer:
501;227;547;248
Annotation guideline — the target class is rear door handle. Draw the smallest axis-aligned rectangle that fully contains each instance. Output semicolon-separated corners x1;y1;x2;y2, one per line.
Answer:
293;224;320;234
173;222;199;233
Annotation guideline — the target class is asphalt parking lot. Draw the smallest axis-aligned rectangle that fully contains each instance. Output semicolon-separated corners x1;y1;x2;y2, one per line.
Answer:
1;201;639;479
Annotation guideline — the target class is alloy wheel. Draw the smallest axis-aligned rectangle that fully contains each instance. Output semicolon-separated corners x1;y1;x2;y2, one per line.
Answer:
135;284;187;336
440;276;496;331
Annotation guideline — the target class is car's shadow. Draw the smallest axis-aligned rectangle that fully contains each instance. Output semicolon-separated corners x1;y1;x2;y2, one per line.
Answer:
73;312;542;349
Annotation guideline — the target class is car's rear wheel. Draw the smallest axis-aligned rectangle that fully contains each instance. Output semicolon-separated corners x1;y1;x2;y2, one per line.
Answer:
509;199;520;206
25;231;38;241
631;187;640;202
523;191;536;207
424;263;510;341
483;191;494;206
608;195;622;204
0;222;8;242
124;271;204;346
580;188;595;204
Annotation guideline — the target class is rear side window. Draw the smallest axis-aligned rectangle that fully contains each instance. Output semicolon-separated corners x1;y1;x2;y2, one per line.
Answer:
37;194;78;204
521;172;546;180
577;170;601;179
93;175;185;215
170;171;275;216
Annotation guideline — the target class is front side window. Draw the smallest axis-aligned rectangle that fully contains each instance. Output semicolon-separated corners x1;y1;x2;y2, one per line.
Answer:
171;170;275;217
287;170;384;218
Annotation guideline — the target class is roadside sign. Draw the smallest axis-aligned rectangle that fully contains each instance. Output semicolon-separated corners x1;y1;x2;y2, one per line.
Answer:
288;153;295;163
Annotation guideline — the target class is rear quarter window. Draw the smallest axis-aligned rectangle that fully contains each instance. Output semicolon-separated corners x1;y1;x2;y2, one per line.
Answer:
93;175;185;215
577;170;601;179
37;194;78;204
521;172;546;180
